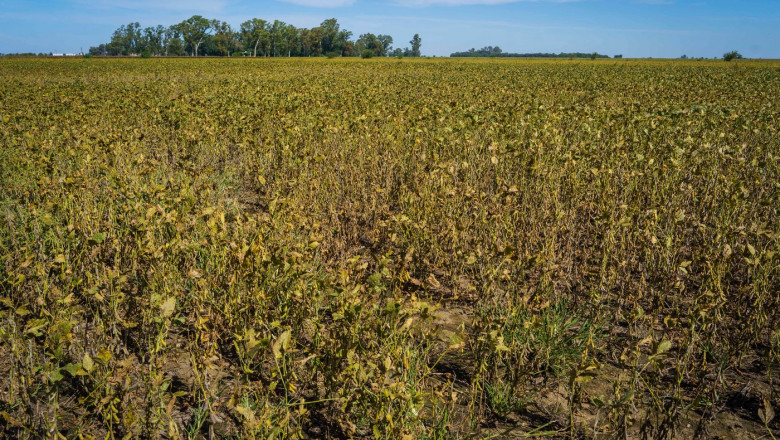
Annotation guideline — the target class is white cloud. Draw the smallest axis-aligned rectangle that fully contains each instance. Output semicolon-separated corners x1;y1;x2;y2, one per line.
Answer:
396;0;579;6
275;0;356;7
73;0;232;14
355;13;698;35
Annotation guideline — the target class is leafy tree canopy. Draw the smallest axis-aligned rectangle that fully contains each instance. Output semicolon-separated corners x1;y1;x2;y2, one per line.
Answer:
90;16;421;58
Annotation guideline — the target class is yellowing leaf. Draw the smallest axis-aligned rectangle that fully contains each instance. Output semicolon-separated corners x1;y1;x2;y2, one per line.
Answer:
160;297;176;318
82;353;94;373
759;396;775;424
273;329;292;359
235;404;256;425
426;273;441;289
656;340;672;355
448;332;465;350
90;232;106;244
61;363;81;376
50;370;64;383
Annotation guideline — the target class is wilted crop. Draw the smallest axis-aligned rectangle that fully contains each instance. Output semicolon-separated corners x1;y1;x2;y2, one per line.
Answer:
1;57;778;438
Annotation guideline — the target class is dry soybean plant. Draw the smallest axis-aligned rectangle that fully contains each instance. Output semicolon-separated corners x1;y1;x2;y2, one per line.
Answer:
1;57;778;439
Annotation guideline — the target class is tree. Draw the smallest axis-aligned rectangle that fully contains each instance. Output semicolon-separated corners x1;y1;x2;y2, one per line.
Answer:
269;20;287;57
89;44;107;56
141;25;165;56
409;34;421;57
299;28;313;56
318;18;352;56
320;18;340;54
164;26;184;56
338;27;353;56
377;35;393;56
176;15;211;56
303;26;324;57
723;50;742;61
108;22;141;55
93;16;377;59
283;24;299;57
357;33;381;56
359;34;394;57
339;40;354;57
240;18;268;57
210;20;237;56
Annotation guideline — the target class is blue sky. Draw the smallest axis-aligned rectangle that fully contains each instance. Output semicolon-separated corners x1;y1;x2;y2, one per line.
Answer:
1;0;778;57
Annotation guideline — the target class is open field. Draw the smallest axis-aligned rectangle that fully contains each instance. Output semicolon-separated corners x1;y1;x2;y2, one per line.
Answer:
1;57;779;438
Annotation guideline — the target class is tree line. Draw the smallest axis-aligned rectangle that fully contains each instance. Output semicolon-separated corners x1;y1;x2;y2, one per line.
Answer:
89;16;422;58
450;46;611;59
